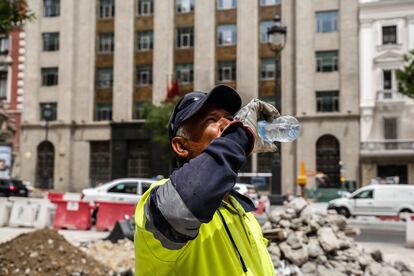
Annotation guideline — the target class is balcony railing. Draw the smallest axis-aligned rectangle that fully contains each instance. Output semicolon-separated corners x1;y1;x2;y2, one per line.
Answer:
376;90;405;102
361;140;414;152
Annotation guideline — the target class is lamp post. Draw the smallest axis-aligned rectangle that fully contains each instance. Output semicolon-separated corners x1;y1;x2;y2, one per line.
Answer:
267;16;287;201
42;104;54;141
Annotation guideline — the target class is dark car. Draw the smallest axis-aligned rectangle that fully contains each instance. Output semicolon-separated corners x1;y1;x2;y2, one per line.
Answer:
0;179;29;197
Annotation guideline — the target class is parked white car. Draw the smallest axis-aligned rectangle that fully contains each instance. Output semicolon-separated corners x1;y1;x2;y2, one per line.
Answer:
82;178;156;203
82;179;260;205
328;184;414;219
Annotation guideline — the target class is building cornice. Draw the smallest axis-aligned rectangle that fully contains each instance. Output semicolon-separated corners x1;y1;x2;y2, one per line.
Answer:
296;114;360;121
21;121;111;129
360;0;414;9
21;120;146;130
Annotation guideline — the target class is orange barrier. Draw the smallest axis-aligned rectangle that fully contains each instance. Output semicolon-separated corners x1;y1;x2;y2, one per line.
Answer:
53;200;93;230
95;201;136;231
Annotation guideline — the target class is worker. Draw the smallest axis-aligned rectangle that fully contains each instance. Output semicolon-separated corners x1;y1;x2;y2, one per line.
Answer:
134;85;279;275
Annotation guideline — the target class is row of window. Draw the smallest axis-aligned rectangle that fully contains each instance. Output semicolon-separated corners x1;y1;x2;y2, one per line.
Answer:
39;63;277;87
41;0;280;18
41;1;399;46
41;0;398;45
40;49;339;89
93;15;339;54
95;60;278;88
39;102;143;121
39;89;339;123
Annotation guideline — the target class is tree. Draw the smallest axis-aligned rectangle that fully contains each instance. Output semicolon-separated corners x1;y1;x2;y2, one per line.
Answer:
0;0;35;34
142;97;181;163
396;49;414;99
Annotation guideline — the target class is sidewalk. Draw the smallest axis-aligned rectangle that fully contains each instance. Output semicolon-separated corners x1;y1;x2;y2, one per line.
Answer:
357;241;414;266
0;226;109;246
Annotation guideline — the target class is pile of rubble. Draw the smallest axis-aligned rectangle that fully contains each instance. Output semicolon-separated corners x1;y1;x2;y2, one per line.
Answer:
263;198;414;276
80;239;135;275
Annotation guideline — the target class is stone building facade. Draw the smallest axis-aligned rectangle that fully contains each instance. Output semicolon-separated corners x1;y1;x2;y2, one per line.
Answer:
20;0;360;193
281;0;360;194
359;0;414;185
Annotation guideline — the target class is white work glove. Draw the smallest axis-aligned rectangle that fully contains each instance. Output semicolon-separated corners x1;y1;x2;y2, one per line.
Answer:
234;99;280;154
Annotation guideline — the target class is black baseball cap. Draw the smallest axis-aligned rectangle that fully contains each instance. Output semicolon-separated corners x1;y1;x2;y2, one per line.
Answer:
168;85;242;141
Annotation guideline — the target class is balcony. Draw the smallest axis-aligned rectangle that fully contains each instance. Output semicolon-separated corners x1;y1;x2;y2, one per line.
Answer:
361;140;414;159
376;90;405;103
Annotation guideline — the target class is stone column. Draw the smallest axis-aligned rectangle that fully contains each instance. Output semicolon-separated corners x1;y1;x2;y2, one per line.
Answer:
194;0;216;92
153;0;174;104
359;19;374;141
113;0;135;120
20;0;43;187
22;0;42;122
58;0;76;123
339;0;359;115
281;0;297;195
74;0;96;122
236;0;259;104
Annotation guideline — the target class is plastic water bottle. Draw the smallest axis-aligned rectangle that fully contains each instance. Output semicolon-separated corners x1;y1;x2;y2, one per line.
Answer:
257;115;300;143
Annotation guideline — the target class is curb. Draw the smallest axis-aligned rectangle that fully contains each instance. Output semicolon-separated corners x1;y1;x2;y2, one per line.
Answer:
348;220;406;231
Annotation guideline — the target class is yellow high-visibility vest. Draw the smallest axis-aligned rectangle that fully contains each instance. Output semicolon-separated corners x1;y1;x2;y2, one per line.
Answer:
134;179;275;276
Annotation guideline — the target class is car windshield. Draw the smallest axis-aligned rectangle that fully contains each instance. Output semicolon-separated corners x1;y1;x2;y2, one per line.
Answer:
352;189;373;199
108;182;138;194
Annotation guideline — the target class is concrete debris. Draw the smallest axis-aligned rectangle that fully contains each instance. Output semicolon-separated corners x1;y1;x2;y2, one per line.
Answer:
80;239;135;274
263;197;414;276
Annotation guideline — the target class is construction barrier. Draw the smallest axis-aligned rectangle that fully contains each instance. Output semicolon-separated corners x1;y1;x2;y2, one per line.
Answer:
0;198;12;226
47;192;64;202
8;197;55;228
95;201;136;231
407;214;414;248
62;193;82;201
53;200;93;230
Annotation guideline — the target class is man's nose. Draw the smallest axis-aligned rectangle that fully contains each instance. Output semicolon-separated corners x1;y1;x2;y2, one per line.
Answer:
218;117;231;132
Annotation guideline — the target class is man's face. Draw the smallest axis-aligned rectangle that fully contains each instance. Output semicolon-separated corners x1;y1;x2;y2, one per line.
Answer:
178;104;233;160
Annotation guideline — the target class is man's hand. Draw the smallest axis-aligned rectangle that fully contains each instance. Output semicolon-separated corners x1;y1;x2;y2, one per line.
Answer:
234;99;280;154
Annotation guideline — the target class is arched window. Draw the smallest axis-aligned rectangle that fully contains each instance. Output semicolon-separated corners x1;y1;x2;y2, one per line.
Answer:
36;141;54;189
316;135;340;188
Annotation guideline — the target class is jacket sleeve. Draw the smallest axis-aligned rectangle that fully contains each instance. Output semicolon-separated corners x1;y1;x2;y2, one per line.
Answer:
143;124;252;249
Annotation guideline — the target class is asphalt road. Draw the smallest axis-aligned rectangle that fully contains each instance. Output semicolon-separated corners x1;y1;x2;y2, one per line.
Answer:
354;228;406;245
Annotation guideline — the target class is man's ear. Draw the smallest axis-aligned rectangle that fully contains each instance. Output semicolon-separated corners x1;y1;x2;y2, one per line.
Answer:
171;136;189;159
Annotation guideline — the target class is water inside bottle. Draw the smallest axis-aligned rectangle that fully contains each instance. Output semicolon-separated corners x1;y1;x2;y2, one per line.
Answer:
258;115;300;143
264;121;300;142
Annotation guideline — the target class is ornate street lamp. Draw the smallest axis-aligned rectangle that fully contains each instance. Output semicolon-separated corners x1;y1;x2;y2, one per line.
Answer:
267;15;287;109
42;103;54;141
266;16;287;202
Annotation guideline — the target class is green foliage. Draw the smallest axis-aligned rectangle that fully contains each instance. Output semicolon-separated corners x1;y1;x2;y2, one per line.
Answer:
142;97;181;160
396;50;414;99
0;0;35;34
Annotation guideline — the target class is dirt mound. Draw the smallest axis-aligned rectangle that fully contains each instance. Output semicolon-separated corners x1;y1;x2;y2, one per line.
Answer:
0;228;111;276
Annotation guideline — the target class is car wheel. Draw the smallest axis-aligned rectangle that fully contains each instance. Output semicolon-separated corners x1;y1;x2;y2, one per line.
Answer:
398;209;413;222
337;207;350;218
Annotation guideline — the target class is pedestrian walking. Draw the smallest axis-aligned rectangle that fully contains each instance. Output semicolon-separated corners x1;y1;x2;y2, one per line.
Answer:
134;85;279;275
